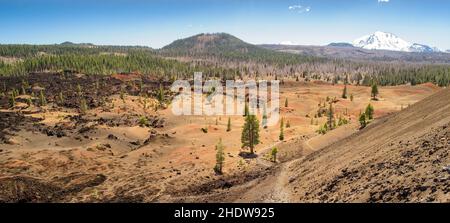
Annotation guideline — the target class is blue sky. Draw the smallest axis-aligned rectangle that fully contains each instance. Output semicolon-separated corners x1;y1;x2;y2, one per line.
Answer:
1;0;449;49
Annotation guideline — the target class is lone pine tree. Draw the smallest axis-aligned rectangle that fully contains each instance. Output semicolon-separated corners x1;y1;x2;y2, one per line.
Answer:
80;98;88;114
279;118;285;141
271;147;278;163
241;115;260;154
214;138;225;174
342;85;348;99
227;117;231;132
327;103;335;130
371;83;379;100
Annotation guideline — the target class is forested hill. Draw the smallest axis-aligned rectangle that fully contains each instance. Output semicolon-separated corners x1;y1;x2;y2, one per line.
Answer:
161;33;255;54
0;44;239;79
160;33;322;65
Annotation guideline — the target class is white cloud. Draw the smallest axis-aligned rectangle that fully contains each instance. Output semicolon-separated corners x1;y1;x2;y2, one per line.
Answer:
378;0;390;3
288;5;311;13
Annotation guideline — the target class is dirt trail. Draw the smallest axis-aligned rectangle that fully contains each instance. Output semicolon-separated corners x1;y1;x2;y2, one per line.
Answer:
262;160;295;202
303;139;314;151
233;136;317;202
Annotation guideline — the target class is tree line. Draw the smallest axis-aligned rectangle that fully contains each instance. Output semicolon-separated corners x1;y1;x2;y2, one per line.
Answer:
0;50;241;79
1;44;449;87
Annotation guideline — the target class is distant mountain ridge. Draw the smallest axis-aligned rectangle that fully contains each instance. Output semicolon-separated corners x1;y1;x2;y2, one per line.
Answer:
261;44;450;63
60;41;95;47
160;33;318;64
327;42;355;48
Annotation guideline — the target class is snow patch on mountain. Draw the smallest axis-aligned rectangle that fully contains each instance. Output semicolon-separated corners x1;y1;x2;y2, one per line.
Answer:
352;31;440;53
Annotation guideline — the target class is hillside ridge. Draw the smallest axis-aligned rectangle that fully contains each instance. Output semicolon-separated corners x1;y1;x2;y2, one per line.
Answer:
286;87;450;202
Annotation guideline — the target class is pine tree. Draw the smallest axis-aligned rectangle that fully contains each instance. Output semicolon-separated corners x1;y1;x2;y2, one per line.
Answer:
350;94;354;102
241;115;260;154
342;85;347;99
285;98;288;107
359;113;367;129
157;83;164;104
317;123;328;135
80;98;88;114
271;147;278;162
327;103;335;130
11;88;16;98
214;138;225;174
39;90;47;106
120;88;125;103
9;92;15;108
279;118;285;141
26;97;32;106
338;116;349;126
286;120;291;128
365;104;374;120
371;83;379;100
227;117;231;132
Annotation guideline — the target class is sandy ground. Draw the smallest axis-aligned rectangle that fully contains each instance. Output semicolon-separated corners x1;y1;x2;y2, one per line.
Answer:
0;80;440;202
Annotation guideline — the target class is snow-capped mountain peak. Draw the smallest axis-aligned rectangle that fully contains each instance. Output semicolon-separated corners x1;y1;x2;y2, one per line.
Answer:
352;31;411;52
352;31;440;53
